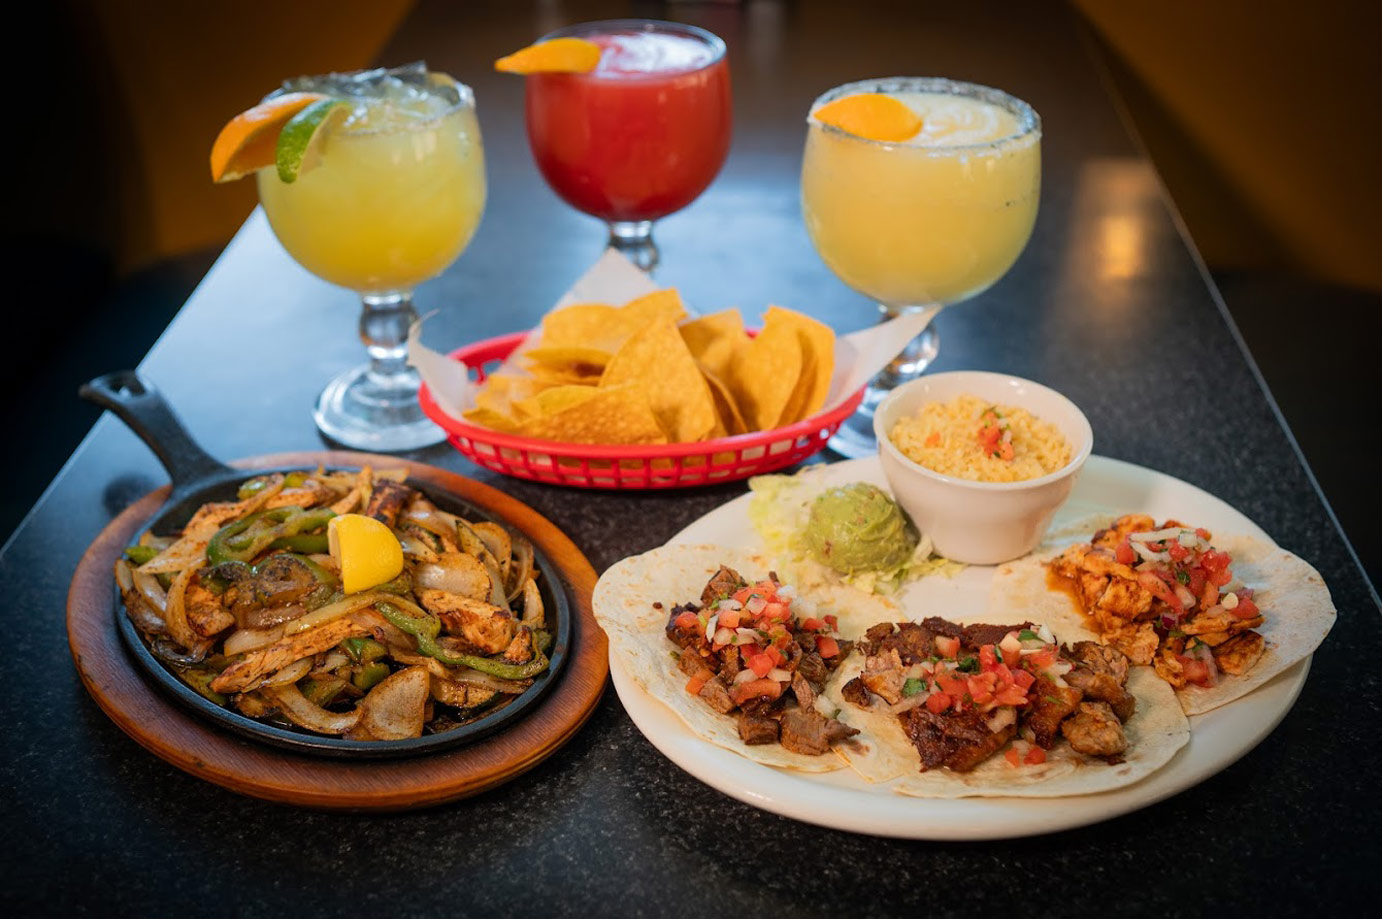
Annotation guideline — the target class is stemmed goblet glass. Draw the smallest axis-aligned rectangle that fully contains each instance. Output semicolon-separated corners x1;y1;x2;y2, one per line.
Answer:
801;77;1041;457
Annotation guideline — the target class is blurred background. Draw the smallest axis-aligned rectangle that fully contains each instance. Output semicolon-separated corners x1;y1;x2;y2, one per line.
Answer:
6;0;1377;584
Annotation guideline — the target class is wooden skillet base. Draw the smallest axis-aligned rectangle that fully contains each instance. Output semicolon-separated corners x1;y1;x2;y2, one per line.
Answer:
66;451;607;811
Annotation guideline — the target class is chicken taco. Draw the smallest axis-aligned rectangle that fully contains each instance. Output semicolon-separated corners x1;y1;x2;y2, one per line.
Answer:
991;514;1336;715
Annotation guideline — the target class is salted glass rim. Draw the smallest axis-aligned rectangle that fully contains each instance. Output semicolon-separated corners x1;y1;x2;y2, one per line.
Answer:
268;67;476;137
807;77;1040;153
538;18;727;77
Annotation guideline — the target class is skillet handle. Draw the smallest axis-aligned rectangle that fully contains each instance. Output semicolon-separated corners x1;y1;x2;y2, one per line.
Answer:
80;371;237;493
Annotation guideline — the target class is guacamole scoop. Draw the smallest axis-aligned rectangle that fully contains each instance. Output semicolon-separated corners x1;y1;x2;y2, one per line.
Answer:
801;483;918;576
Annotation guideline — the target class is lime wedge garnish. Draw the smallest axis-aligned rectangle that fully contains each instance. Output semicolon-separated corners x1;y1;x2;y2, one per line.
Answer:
276;98;349;183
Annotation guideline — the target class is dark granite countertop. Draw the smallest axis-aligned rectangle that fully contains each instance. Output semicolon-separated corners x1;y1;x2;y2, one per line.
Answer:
3;1;1377;915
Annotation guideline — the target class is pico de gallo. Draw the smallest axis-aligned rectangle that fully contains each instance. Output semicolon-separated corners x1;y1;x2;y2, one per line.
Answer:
975;406;1015;462
842;617;1138;772
664;565;857;755
1050;514;1266;690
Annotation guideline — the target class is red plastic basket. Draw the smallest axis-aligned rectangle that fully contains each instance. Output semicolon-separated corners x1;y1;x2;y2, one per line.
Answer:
419;331;864;489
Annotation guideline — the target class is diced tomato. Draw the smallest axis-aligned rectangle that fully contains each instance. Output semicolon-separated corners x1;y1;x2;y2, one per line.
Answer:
802;617;824;632
1186;567;1207;596
937;672;969;697
995;685;1030;706
762;602;790;622
685;675;707;695
1025;747;1047;765
718;608;741;630
674;611;698;630
935;635;961;658
1196;527;1212;541
1211;567;1233;587
1114;539;1136;565
1231;597;1260;620
1168;542;1189;561
1138;570;1183;611
966;675;995;705
924;431;941;448
1005;748;1022;767
1200;549;1231;573
824;614;838;631
730;678;783;706
765;645;784;667
1179;656;1214;688
979;645;999;671
1026;650;1056;670
748;654;773;678
1012;669;1036;691
997;442;1015;462
926;692;952;714
1199;580;1219;610
816;636;840;658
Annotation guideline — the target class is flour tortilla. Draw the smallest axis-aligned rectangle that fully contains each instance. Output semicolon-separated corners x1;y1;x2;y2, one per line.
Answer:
595;543;1190;795
592;544;895;772
992;514;1337;715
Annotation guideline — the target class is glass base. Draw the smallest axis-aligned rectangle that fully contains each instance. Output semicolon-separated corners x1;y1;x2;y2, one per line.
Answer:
827;323;939;459
314;363;444;452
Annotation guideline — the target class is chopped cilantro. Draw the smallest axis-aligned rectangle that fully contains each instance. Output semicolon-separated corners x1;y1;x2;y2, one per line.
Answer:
902;678;924;697
1018;629;1041;642
1169;629;1186;638
955;656;980;674
1175;569;1190;585
1043;695;1062;704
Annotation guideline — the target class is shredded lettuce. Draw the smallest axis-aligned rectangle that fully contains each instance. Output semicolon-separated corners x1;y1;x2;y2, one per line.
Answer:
747;471;963;594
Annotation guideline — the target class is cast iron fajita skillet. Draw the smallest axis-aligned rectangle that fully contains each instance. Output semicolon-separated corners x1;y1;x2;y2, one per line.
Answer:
79;371;571;759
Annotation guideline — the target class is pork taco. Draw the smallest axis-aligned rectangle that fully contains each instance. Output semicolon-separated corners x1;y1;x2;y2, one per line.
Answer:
991;514;1336;715
822;615;1190;798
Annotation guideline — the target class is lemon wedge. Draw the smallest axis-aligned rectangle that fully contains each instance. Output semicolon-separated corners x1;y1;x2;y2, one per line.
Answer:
328;514;404;594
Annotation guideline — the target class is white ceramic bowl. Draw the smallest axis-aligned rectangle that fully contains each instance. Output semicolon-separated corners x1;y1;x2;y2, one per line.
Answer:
874;371;1093;565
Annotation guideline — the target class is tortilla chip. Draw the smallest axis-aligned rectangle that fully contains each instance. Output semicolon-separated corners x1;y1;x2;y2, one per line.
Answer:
620;288;687;328
698;361;748;436
726;310;804;431
540;303;621;350
474;374;541;418
679;308;746;380
600;319;718;442
517;383;666;445
765;306;834;424
990;515;1337;716
462;406;522;433
522;346;611;374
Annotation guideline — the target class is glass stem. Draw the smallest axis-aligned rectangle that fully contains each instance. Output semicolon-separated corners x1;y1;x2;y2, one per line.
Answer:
607;220;659;273
875;303;942;389
360;291;420;385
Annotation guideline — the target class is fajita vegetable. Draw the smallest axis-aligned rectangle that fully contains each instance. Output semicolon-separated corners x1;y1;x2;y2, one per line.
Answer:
113;466;551;740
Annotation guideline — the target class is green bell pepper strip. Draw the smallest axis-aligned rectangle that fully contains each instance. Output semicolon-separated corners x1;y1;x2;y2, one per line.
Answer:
376;602;550;680
342;637;388;664
179;668;227;706
206;506;335;566
533;629;553;655
266;533;330;555
237;471;309;500
353;662;391;691
301;676;348;707
124;544;159;565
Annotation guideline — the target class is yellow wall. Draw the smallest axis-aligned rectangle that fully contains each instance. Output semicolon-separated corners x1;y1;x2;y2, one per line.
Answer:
79;0;414;273
1074;0;1382;291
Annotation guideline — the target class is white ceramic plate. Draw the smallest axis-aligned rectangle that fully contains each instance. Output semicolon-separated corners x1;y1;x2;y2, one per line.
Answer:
608;455;1310;839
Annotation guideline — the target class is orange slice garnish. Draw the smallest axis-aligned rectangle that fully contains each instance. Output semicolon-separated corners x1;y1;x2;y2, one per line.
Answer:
495;37;602;74
813;93;923;142
210;92;326;183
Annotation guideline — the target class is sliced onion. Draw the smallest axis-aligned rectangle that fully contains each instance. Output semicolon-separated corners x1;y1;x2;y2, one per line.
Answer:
712;627;734;646
704;614;719;642
735;627;758;642
318;651;348;672
986;706;1017;734
767;668;792;682
1132;541;1170;562
776;584;797;600
733;669;757;685
1130;527;1188;543
1036;623;1055;644
1174;584;1197;608
889;694;927;714
1222;592;1239;610
224;624;285;656
132;568;169;615
262;684;359;734
718;598;743;611
283;590;392;636
746;597;767;615
1178;531;1200;548
163;567;199;651
259;657;312;687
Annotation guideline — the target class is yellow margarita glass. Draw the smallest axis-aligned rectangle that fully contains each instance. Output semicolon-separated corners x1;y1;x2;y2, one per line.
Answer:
257;64;486;451
801;77;1041;457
